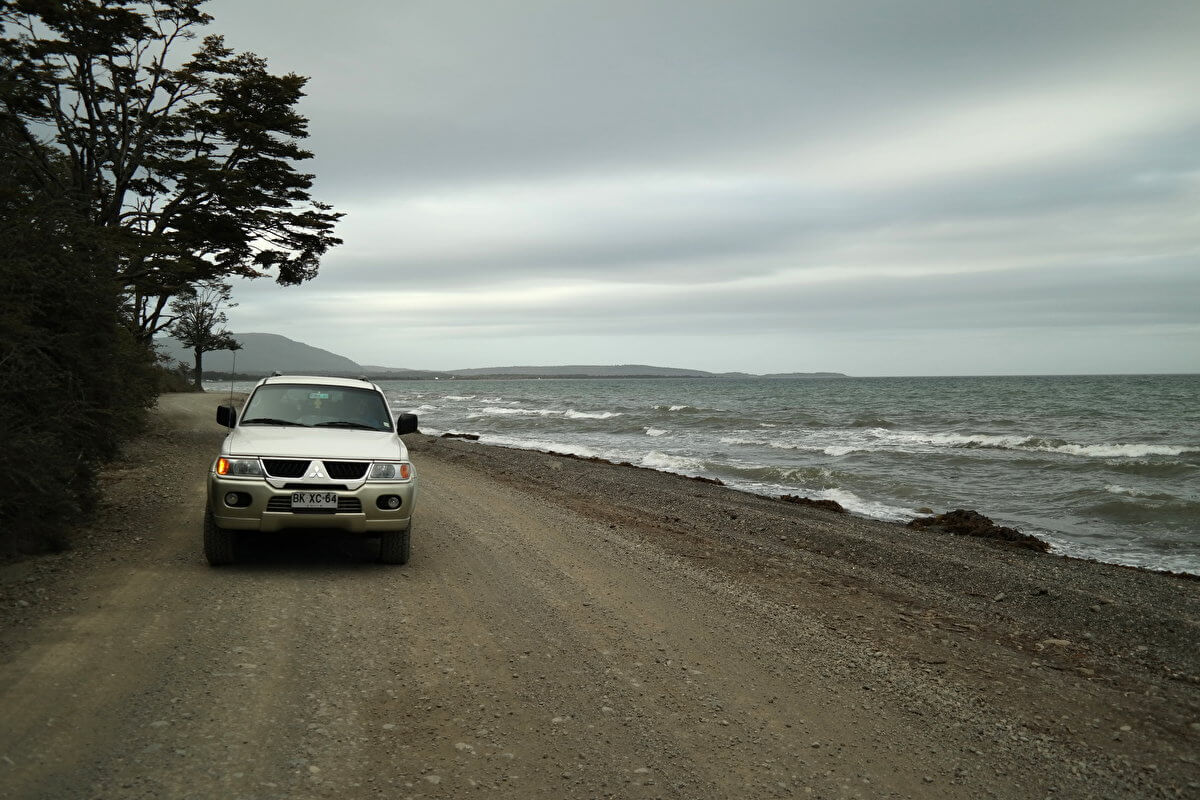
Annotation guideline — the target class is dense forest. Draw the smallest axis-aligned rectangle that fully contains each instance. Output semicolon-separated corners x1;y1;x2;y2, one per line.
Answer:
0;0;340;554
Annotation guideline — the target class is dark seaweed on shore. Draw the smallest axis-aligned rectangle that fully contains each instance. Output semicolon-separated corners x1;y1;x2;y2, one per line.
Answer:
778;494;847;513
907;509;1051;552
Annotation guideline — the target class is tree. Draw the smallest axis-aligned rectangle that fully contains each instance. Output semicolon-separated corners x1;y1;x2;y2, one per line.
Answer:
1;113;158;554
0;0;342;340
167;280;238;390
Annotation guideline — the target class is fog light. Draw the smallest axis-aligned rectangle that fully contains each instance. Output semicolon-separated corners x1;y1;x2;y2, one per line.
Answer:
376;495;402;510
225;492;240;506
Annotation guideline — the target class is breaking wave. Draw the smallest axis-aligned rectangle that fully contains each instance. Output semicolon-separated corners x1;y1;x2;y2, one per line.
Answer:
811;428;1191;459
471;407;559;418
468;406;621;420
639;451;706;474
481;434;605;460
1048;443;1187;458
564;409;622;420
1103;484;1177;500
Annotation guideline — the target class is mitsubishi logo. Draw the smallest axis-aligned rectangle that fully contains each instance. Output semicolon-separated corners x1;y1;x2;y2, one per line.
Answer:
307;464;326;479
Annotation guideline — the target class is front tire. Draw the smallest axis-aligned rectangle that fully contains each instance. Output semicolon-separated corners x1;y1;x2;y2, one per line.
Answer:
380;525;411;565
204;507;235;566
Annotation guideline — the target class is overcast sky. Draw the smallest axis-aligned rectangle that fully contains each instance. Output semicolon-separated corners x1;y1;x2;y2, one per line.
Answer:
205;0;1199;376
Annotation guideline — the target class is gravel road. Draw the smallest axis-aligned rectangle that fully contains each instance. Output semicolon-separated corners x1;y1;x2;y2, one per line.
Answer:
0;392;1197;800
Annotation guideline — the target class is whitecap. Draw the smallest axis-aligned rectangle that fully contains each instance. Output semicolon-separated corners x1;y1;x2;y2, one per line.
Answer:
867;429;1031;450
470;407;558;418
1102;484;1180;501
564;409;622;419
720;436;766;446
640;451;705;474
443;395;475;401
817;489;912;522
839;428;1189;459
768;440;826;451
482;434;604;460
1048;443;1186;458
645;427;668;437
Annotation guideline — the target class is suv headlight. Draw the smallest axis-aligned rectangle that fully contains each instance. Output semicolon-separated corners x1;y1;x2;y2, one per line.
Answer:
216;457;264;477
369;461;412;480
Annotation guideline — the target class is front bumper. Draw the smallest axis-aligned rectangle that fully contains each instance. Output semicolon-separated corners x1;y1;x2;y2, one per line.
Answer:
208;473;416;533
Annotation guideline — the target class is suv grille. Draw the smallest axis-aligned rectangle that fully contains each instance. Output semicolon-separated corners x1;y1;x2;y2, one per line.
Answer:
324;461;368;480
267;496;363;514
263;459;310;478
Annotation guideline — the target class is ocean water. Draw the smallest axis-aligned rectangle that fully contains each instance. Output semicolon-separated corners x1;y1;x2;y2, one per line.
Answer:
376;375;1200;575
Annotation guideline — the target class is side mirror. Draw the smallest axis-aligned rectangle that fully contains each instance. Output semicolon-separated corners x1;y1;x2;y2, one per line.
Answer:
216;405;237;428
395;413;418;435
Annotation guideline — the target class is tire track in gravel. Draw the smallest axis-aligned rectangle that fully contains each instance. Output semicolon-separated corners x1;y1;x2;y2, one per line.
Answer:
346;454;986;799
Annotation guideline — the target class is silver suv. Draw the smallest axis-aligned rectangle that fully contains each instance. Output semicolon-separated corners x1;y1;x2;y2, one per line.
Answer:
205;375;418;566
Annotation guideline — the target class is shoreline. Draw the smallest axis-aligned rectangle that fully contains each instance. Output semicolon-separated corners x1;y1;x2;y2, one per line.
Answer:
431;430;1200;581
408;430;1200;666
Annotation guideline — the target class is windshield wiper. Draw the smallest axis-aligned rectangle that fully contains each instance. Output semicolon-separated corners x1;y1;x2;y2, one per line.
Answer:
241;417;306;427
314;421;381;431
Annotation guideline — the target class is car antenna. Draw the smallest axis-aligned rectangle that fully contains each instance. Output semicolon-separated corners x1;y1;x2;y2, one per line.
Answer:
229;348;237;408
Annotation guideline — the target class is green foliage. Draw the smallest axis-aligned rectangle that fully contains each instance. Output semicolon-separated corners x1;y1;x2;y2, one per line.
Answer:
0;152;158;555
168;280;239;389
154;359;196;393
1;0;342;338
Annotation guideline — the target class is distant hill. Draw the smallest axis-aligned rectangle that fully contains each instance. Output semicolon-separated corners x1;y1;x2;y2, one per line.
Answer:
450;364;712;378
155;333;847;380
155;332;362;375
760;372;847;379
359;365;452;380
448;365;847;379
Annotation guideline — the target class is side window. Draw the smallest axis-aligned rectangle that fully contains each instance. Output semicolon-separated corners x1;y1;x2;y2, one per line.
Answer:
376;393;393;429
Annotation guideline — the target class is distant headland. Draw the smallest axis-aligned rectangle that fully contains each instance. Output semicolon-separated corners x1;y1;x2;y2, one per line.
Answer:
154;332;848;381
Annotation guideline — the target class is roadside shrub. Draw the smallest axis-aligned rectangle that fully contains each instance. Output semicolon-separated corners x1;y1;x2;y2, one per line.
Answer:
0;193;157;556
155;363;197;394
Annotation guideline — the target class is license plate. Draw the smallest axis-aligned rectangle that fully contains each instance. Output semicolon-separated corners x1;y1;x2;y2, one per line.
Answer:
291;491;338;509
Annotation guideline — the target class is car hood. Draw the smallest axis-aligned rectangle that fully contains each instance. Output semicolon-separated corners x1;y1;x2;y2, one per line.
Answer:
224;426;409;461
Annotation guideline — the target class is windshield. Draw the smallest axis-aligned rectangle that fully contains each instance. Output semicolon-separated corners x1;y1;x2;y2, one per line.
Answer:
241;384;393;431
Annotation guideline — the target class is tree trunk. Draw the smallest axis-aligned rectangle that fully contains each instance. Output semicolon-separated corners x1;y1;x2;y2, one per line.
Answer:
193;348;204;391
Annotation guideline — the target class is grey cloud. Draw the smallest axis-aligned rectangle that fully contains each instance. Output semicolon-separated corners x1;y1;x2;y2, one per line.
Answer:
232;259;1199;343
205;0;1200;374
214;1;1200;192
